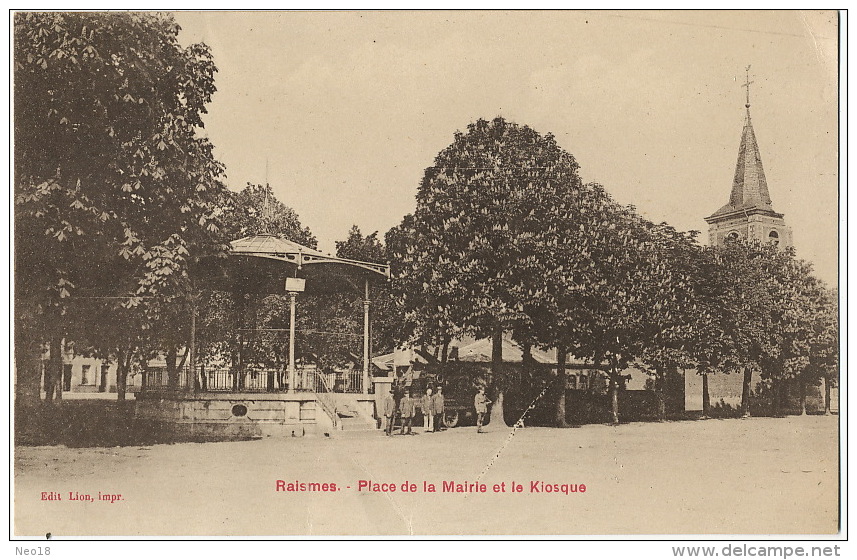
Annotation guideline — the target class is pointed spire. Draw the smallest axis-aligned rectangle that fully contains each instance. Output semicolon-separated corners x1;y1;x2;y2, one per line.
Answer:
709;68;776;218
728;108;773;210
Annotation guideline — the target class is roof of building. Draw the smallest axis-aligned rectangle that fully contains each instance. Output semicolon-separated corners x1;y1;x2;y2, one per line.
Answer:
707;108;779;221
372;337;592;368
229;233;389;277
455;338;552;363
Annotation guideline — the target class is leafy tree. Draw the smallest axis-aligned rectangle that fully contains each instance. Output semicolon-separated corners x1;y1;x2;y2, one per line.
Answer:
337;226;401;356
755;247;829;416
692;240;774;417
225;183;317;248
534;205;696;425
805;289;839;415
392;117;586;426
336;225;385;263
687;239;837;419
794;286;837;415
14;12;229;404
68;297;154;400
507;181;636;425
632;223;703;421
386;214;463;357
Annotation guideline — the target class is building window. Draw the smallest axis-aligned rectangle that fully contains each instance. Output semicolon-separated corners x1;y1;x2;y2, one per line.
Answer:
769;230;780;246
726;231;740;241
81;364;91;385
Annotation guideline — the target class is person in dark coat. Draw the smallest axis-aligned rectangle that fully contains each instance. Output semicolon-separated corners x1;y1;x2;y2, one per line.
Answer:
474;387;491;433
383;389;397;436
399;391;416;435
432;386;445;432
421;388;434;432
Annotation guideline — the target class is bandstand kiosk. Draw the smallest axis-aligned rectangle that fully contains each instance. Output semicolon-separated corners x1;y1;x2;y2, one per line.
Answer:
135;233;390;438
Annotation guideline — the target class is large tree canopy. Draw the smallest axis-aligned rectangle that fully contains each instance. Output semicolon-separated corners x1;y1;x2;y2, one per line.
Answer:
394;117;586;343
14;12;229;402
392;117;599;425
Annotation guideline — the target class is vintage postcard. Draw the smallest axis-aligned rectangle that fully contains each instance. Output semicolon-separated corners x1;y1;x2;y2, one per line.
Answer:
11;10;842;546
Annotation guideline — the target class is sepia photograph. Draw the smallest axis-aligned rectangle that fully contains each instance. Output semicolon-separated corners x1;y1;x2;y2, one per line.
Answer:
10;9;843;541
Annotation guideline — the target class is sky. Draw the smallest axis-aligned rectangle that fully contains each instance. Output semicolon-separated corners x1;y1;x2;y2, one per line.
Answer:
172;10;840;286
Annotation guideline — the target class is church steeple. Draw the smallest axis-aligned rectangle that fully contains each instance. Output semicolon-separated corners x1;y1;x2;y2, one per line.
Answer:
721;107;774;214
705;67;792;248
712;65;775;218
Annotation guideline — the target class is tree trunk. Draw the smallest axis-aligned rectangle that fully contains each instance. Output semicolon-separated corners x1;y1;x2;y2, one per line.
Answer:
45;335;63;404
166;345;178;388
14;333;43;408
116;347;132;402
771;380;784;417
486;325;509;427
823;377;831;415
702;373;711;418
13;333;45;444
441;336;450;364
488;391;505;427
188;297;198;393
799;379;807;416
654;369;666;422
610;377;619;424
42;357;51;397
607;376;618;424
116;365;127;401
555;345;571;427
608;356;620;425
57;362;65;401
740;366;752;418
99;362;109;393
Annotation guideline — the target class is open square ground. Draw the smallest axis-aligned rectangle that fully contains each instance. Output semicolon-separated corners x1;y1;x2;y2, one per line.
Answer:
14;414;839;536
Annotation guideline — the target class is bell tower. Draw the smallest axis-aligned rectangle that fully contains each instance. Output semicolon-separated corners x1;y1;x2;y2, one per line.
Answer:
705;67;793;248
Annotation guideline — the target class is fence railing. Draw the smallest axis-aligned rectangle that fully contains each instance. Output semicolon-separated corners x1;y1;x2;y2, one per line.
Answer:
142;366;365;394
314;371;340;429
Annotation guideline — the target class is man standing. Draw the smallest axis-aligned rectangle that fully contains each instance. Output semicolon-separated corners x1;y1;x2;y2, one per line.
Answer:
383;389;397;436
400;391;416;435
474;387;491;433
421;387;434;432
432;386;445;432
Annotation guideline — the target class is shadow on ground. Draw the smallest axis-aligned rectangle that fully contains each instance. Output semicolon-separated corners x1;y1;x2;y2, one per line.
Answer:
14;400;259;447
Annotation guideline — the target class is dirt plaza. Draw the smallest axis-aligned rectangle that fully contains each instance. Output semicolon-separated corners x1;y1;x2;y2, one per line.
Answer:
13;414;839;537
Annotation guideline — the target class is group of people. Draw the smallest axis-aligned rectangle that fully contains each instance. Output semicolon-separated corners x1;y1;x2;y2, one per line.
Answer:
383;386;445;436
382;386;493;435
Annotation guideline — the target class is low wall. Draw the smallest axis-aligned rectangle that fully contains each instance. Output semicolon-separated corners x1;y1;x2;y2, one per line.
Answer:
135;392;378;439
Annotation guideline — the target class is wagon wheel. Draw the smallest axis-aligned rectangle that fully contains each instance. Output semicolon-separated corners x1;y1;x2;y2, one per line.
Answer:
443;410;459;428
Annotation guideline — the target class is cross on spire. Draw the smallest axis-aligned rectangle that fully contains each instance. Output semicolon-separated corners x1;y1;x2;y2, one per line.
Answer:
742;65;754;109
